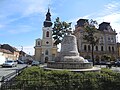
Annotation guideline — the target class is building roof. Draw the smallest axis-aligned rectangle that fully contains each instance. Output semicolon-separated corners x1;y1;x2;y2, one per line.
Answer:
98;22;113;31
0;48;12;54
1;44;19;53
43;8;53;27
76;19;89;27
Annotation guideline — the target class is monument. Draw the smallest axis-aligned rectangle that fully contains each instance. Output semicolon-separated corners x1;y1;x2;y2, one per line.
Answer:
46;30;100;72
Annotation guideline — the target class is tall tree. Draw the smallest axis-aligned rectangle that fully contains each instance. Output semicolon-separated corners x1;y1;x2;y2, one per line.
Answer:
52;17;71;45
83;19;99;66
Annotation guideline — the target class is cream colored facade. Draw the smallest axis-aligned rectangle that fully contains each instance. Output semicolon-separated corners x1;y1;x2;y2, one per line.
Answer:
34;9;57;63
74;19;117;62
0;48;19;60
117;43;120;59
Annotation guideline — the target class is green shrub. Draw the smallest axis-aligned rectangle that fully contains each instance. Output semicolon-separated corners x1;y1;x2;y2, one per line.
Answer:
14;67;120;90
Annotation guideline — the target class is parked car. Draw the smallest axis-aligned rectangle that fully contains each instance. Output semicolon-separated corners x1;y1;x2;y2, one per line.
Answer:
96;61;107;65
31;61;40;66
2;60;17;67
17;60;24;64
114;61;120;67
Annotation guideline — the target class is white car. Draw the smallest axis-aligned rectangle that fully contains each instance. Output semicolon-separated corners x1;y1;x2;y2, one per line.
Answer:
2;60;17;67
31;61;40;66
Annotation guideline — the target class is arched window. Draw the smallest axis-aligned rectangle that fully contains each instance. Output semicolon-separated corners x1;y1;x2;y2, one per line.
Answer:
96;46;98;51
45;50;48;55
84;45;87;51
45;57;48;63
46;31;49;37
109;46;111;52
101;46;103;51
37;41;40;46
112;46;114;52
88;45;91;51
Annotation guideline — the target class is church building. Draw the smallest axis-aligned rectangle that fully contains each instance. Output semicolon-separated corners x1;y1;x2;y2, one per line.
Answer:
34;9;57;63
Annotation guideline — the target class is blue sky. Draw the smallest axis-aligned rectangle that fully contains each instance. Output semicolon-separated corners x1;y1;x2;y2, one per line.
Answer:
0;0;120;55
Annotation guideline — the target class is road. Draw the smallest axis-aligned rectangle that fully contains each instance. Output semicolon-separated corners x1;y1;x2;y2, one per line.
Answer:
0;64;27;81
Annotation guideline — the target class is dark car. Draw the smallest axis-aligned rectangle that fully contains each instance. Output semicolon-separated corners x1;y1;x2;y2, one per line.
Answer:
95;61;107;65
17;60;24;64
114;61;120;67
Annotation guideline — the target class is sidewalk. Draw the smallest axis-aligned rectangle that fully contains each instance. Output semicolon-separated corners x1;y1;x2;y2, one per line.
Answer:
95;65;120;72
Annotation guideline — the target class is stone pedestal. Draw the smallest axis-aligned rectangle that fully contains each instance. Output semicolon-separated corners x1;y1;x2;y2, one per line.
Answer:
47;61;93;69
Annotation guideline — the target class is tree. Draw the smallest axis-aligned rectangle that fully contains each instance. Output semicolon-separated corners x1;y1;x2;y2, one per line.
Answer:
83;19;99;66
52;17;71;45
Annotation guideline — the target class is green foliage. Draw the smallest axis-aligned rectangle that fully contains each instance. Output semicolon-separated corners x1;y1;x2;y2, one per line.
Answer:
14;67;120;90
83;19;99;66
83;19;99;46
52;17;72;45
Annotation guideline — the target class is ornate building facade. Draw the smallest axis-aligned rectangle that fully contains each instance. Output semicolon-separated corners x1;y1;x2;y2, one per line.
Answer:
34;9;57;63
74;19;117;63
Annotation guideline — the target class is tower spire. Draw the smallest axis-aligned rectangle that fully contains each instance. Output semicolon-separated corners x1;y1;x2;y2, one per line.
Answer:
43;8;52;27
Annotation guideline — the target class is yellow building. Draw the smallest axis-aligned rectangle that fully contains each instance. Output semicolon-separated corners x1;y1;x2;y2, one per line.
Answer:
74;19;117;63
117;43;120;59
34;9;57;63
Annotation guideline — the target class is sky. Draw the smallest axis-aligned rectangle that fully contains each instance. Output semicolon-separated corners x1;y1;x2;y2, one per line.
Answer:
0;0;120;55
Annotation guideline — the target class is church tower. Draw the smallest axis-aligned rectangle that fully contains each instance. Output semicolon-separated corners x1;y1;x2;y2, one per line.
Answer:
34;8;57;63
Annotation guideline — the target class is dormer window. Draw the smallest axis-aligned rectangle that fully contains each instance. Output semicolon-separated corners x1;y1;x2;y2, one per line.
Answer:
38;41;40;45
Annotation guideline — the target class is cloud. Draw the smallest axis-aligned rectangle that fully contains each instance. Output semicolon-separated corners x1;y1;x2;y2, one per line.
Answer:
68;1;120;42
104;2;120;13
21;0;50;16
94;2;120;42
95;2;120;42
8;29;31;34
0;0;51;26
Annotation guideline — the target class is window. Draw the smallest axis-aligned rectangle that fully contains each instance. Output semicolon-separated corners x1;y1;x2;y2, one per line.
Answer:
101;46;104;51
111;37;114;43
96;46;98;51
88;45;91;51
109;46;111;52
46;41;49;44
45;50;48;55
112;47;114;52
100;36;103;43
46;31;49;37
108;37;110;43
84;45;87;51
37;41;40;45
